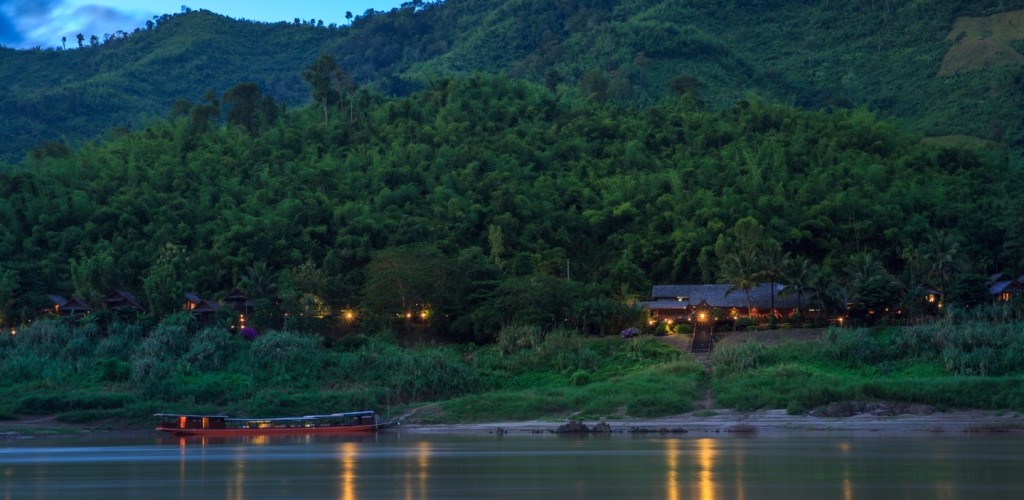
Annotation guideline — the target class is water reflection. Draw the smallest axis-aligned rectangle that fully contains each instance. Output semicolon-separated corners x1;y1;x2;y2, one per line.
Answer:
2;434;1024;499
839;441;853;500
696;438;716;500
665;439;679;500
339;442;357;500
403;441;430;500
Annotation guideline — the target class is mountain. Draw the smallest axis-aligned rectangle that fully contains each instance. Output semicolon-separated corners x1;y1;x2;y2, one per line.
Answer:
1;1;1024;163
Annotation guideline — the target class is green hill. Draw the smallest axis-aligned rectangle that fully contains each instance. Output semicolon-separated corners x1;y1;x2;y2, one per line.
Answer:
0;75;1018;338
3;1;1024;162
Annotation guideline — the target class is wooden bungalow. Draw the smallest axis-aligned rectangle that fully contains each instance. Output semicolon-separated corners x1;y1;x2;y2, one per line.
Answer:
103;290;145;313
913;282;943;315
183;292;221;324
640;283;806;323
45;294;92;316
223;289;252;327
988;277;1024;302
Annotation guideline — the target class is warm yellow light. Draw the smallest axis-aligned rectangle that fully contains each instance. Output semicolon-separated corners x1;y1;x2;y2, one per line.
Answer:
698;312;708;322
420;310;429;320
343;310;355;322
405;312;413;319
648;319;657;326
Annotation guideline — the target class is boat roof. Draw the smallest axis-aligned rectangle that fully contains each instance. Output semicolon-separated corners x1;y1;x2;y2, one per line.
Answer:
155;410;375;420
154;413;229;418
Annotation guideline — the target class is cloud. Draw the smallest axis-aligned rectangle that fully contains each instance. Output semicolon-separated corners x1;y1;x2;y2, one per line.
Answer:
0;0;153;49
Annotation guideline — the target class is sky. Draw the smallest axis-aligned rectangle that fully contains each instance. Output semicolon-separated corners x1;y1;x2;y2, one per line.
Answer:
0;0;404;49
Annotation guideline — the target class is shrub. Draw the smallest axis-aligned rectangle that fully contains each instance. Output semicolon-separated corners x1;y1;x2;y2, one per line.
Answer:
13;320;70;357
497;324;543;354
821;327;882;365
569;369;591;386
734;317;755;330
183;327;238;372
712;341;772;375
248;330;323;384
673;323;694;335
95;357;130;382
786;400;805;415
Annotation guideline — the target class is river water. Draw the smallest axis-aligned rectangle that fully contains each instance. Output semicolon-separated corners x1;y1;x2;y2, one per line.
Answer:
2;432;1022;499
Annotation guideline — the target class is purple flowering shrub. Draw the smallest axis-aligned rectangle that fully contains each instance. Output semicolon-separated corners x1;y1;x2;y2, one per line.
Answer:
240;326;259;340
620;327;640;338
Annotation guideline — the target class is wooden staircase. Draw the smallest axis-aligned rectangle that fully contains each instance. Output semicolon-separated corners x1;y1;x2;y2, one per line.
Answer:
690;321;714;353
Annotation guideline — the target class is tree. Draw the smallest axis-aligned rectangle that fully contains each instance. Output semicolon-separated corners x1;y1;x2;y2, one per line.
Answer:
76;33;84;48
363;245;451;329
844;251;886;299
89;35;98;47
944;273;988;309
757;241;790;317
61;36;66;50
720;248;760;318
0;266;18;326
142;243;189;317
579;70;609;102
223;82;277;136
302;53;355;125
920;228;964;291
345;11;353;23
237;261;279;299
781;255;817;314
717;217;768;318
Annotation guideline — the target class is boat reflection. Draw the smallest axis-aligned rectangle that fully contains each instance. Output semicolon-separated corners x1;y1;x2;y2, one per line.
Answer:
161;433;381;447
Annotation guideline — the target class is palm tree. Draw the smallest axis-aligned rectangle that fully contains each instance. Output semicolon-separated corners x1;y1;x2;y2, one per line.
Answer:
757;241;791;318
781;255;818;315
720;248;760;318
810;269;844;321
844;251;886;300
920;228;963;291
237;261;279;299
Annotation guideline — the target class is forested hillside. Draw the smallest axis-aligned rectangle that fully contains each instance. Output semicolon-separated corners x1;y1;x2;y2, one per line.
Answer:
3;0;1024;162
0;73;1018;339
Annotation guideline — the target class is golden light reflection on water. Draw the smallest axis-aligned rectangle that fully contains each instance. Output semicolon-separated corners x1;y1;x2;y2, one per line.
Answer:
404;441;430;500
696;438;716;500
839;441;853;500
339;442;358;500
665;439;679;500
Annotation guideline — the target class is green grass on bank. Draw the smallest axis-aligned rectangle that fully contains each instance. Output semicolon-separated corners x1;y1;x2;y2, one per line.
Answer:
0;318;696;426
711;317;1024;413
4;314;1024;428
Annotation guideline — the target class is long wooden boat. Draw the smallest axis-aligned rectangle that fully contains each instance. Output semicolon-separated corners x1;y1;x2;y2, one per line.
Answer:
155;410;398;436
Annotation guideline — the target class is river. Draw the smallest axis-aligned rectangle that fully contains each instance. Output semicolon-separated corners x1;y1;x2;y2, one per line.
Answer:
2;432;1022;499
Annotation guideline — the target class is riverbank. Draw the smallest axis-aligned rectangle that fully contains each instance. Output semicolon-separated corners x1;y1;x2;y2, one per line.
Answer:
400;408;1024;436
7;408;1022;440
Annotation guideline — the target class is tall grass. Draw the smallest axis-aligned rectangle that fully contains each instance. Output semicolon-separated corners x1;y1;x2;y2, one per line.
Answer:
712;319;1024;411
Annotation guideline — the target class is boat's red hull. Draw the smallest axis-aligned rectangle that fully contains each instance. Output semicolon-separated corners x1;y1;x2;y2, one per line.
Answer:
156;423;388;436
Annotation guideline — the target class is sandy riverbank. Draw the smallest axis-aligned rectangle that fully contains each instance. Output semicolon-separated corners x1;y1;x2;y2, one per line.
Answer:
399;409;1024;436
4;409;1023;440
